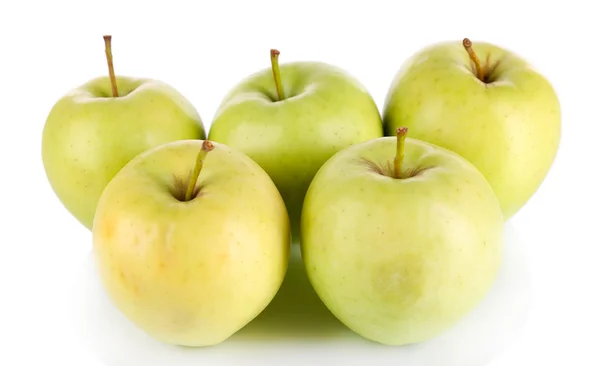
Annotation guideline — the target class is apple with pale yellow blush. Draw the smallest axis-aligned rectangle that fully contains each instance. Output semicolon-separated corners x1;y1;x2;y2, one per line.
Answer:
92;139;290;346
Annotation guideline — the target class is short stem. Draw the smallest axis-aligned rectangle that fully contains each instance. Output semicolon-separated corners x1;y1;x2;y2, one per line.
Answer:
394;127;408;179
103;35;119;97
185;140;215;201
270;49;285;101
462;38;484;81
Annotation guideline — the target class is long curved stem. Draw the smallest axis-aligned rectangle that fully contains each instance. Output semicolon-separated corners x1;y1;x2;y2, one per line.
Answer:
270;49;285;101
462;38;484;81
103;35;119;97
185;140;215;201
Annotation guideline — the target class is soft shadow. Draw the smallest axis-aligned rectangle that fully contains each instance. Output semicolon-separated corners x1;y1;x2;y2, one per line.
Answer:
73;224;530;366
231;244;351;341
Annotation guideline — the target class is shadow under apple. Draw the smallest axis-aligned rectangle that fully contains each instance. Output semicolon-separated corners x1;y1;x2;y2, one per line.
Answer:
230;243;353;341
73;224;530;366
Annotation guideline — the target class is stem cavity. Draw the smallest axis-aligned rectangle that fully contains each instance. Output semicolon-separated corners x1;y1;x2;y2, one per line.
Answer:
185;140;215;201
103;35;119;97
270;49;285;101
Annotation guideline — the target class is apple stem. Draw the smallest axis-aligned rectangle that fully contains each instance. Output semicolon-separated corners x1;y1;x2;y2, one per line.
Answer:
394;127;408;179
462;38;484;81
185;140;215;201
103;35;119;97
270;49;285;101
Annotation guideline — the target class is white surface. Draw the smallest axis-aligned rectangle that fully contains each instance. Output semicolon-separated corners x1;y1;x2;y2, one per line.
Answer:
72;225;528;366
1;1;599;365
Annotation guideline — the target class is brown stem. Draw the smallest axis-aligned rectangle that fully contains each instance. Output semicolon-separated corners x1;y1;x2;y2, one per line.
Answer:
462;38;484;82
394;127;408;179
103;35;119;97
270;49;285;101
185;140;215;201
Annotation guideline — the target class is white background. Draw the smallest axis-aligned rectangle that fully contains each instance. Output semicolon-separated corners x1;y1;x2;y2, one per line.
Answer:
1;1;598;365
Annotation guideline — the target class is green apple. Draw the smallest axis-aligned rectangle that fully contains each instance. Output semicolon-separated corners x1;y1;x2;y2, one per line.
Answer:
92;139;290;347
301;127;504;346
382;38;561;220
42;35;205;230
208;49;383;239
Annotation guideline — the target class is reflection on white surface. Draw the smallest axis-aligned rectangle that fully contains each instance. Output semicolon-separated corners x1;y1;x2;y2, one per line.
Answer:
70;224;530;366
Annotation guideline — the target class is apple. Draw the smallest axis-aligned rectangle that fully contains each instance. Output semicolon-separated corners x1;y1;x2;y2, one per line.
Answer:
382;38;561;220
300;127;504;346
208;49;383;239
92;139;291;347
41;35;206;230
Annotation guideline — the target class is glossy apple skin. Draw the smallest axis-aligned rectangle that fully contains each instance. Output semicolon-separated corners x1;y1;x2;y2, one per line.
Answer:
92;140;290;347
42;76;206;230
208;61;383;239
301;137;504;345
382;40;561;220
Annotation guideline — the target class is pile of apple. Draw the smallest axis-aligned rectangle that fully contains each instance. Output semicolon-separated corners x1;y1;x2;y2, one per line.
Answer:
41;36;560;347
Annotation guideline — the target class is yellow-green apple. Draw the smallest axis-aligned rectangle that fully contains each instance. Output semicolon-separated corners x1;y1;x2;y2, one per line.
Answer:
208;49;383;239
42;35;205;230
382;38;561;220
300;127;504;346
92;139;290;347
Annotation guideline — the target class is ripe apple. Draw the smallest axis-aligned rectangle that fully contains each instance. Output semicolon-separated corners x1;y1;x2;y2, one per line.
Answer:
382;38;561;220
92;139;291;347
42;35;206;230
208;49;383;239
301;127;504;346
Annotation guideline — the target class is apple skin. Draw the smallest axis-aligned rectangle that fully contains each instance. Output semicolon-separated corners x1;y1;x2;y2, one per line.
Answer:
208;61;383;239
301;136;504;346
42;76;206;230
382;40;561;220
92;139;290;347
